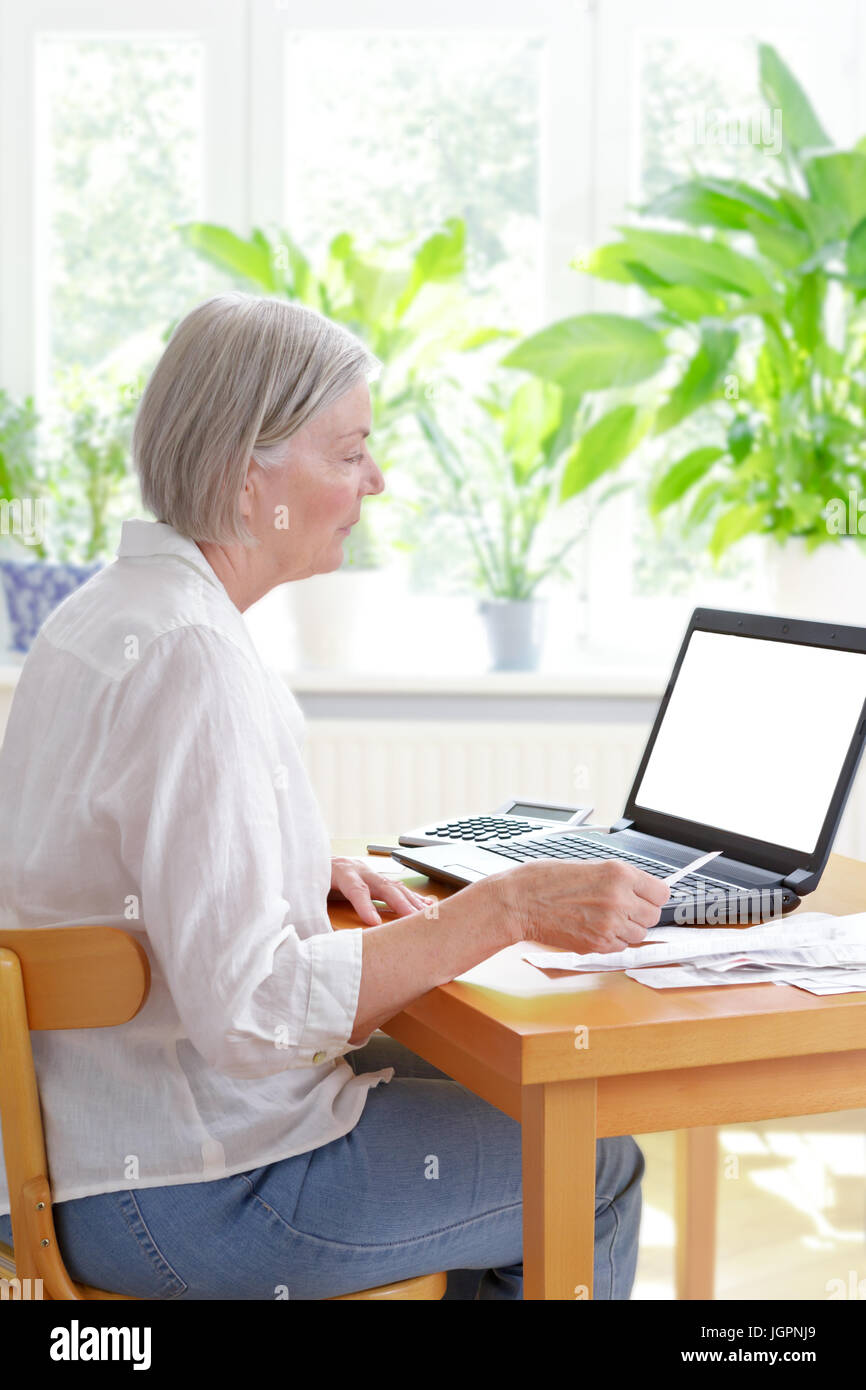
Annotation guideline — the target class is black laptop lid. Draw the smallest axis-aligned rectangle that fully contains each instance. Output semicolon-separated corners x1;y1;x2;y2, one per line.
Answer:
623;608;866;880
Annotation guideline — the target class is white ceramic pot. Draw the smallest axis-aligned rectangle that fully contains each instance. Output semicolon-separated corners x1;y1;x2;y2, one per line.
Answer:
478;596;548;670
288;567;395;670
767;537;866;626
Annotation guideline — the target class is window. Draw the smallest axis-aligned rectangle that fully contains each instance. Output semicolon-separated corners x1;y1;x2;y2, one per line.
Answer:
35;34;213;399
283;30;545;333
1;0;863;672
583;0;863;662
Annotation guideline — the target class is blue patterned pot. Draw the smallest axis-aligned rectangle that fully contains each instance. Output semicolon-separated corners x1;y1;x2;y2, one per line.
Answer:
0;558;102;654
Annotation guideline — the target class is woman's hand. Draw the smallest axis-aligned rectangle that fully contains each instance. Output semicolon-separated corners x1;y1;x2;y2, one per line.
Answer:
494;857;670;953
328;856;432;926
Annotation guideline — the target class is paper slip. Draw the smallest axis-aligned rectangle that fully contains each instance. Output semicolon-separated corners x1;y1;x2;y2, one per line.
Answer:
627;963;866;995
522;912;866;974
350;854;431;882
689;946;866;971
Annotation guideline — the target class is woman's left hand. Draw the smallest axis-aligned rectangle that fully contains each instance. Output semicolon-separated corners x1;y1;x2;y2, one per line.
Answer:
328;856;432;926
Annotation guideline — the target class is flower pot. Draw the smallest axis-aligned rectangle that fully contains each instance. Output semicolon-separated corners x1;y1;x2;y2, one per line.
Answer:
288;567;394;670
478;596;547;671
0;558;102;654
766;538;866;626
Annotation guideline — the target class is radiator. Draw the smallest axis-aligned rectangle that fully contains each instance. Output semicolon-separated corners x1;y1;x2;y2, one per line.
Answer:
303;717;866;867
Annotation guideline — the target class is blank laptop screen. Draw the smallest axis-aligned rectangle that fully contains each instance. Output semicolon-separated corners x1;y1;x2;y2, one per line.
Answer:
633;629;866;855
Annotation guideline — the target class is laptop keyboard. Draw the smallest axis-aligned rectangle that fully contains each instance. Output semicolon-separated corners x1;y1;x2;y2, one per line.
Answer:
484;830;748;900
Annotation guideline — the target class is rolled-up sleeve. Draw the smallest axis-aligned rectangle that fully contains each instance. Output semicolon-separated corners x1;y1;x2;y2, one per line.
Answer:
96;625;366;1080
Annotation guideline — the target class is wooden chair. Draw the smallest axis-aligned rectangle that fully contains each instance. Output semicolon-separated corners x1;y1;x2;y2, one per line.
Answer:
0;926;446;1302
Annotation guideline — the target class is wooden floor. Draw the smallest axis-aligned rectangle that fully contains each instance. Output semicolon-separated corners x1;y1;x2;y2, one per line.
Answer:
633;1109;866;1300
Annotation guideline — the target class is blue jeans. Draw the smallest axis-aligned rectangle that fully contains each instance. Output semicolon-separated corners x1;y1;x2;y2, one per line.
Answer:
0;1034;644;1300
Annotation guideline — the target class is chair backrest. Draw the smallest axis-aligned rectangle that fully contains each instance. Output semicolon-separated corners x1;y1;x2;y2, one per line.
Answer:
0;927;150;1294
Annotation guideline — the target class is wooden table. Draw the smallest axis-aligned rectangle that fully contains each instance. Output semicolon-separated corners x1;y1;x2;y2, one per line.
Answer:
329;844;866;1301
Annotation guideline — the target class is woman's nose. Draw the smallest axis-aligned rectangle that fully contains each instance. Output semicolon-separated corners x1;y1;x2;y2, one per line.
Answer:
364;457;386;496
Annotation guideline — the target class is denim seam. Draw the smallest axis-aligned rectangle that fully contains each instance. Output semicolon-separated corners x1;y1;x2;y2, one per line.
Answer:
117;1190;189;1298
239;1176;523;1253
604;1192;619;1300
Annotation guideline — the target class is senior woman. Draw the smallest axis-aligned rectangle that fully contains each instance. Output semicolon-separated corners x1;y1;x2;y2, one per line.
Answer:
0;293;668;1301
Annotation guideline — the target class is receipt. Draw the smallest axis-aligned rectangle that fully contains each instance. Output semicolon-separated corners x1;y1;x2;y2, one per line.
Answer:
522;912;866;975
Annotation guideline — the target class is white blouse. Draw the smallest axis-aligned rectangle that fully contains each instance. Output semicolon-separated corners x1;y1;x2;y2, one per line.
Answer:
0;518;393;1214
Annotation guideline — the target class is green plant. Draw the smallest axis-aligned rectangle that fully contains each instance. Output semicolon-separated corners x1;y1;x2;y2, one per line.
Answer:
0;374;138;565
48;368;139;563
0;390;46;558
177;217;510;569
415;373;610;599
503;42;866;560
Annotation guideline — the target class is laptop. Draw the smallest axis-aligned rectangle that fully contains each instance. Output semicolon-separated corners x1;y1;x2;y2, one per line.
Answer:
392;608;866;926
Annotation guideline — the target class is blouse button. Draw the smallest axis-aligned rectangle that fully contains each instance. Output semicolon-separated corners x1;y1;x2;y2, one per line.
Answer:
313;1051;326;1063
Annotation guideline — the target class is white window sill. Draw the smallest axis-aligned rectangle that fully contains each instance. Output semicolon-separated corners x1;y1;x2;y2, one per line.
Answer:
0;658;667;699
281;663;667;697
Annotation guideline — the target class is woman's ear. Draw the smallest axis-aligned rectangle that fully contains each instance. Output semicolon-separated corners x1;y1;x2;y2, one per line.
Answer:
238;459;259;524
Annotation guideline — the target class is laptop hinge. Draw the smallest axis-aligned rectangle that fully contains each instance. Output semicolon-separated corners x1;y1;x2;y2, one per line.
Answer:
610;818;633;832
782;868;815;894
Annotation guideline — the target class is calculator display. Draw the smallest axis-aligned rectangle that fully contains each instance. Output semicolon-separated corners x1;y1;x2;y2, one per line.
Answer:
507;802;574;821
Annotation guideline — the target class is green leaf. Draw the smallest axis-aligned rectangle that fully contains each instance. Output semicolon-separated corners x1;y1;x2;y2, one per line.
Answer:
709;502;767;559
328;231;354;261
641;178;784;232
770;187;840;248
786;492;828;530
727;416;754;462
413;218;465;282
846;217;866;281
560;405;652;500
502;379;562;483
786;270;823;352
397;219;465;315
177;222;278;291
270;229;319;301
612;227;775;299
803;152;866;238
502;314;667;392
688;479;728;527
458;326;520;350
574;242;657;285
653;325;738;436
758;43;831;160
648;285;729;320
650;447;725;514
343;258;411;328
746;216;812;272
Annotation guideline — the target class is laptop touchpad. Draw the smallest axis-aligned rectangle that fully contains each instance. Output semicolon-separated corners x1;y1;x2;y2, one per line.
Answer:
445;864;486;880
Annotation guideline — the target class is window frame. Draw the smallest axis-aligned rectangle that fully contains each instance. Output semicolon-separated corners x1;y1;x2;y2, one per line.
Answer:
0;0;248;398
2;0;865;669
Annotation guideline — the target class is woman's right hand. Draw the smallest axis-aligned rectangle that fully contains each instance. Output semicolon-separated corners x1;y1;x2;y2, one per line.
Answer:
493;857;671;954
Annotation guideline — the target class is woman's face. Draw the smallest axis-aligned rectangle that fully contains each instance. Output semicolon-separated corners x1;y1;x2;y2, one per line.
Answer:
244;378;385;582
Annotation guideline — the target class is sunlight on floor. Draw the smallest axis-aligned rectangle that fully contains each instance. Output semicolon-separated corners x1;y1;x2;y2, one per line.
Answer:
632;1110;866;1301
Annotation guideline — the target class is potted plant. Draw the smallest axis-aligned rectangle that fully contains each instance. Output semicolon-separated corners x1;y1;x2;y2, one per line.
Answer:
502;43;866;626
0;372;138;655
415;370;643;669
177;217;509;668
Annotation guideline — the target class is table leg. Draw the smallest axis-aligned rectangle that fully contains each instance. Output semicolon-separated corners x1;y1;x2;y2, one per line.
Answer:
674;1127;718;1300
522;1078;597;1300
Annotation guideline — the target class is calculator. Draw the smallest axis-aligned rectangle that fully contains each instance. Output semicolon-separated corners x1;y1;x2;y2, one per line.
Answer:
397;797;594;848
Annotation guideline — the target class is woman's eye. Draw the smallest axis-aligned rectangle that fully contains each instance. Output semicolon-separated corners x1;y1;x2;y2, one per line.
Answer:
344;454;363;464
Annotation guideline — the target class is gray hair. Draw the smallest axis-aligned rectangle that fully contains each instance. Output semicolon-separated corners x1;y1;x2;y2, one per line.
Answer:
132;292;379;545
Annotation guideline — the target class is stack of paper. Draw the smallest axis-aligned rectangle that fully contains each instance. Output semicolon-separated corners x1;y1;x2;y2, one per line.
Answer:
522;912;866;996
